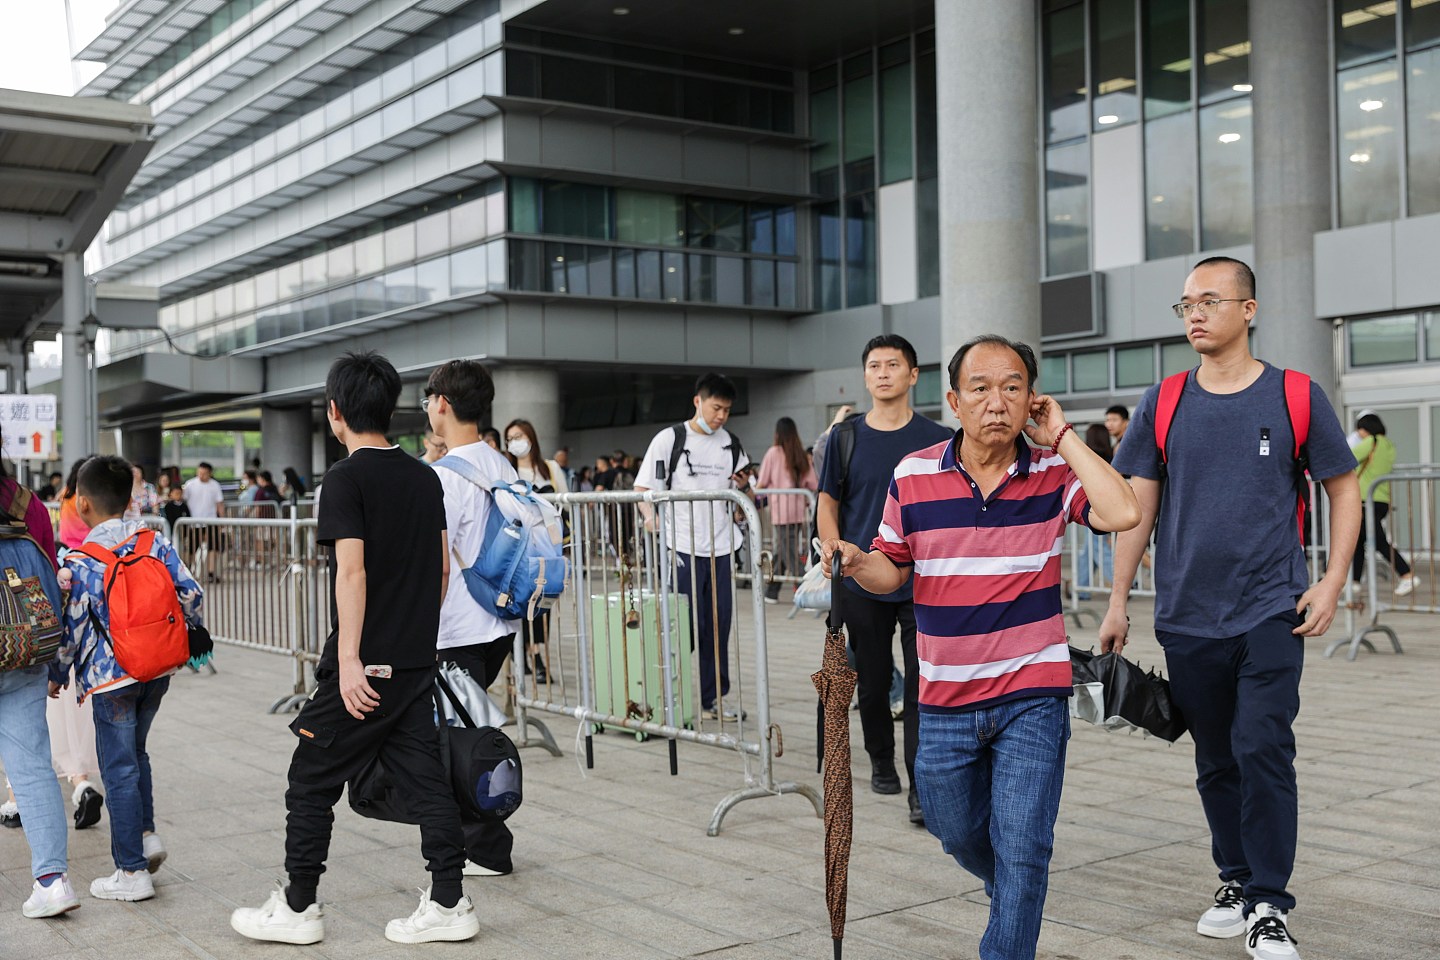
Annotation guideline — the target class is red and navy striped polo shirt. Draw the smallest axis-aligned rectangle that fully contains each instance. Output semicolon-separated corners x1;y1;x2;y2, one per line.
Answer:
871;432;1091;712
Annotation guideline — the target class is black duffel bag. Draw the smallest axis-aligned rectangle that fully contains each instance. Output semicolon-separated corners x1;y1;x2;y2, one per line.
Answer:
348;672;522;824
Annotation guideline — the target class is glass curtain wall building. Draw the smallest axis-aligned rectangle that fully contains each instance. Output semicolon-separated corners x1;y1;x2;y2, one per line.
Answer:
70;0;1440;475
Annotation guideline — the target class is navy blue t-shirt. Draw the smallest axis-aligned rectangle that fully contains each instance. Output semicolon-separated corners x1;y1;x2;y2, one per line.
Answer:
819;412;954;602
1112;363;1354;638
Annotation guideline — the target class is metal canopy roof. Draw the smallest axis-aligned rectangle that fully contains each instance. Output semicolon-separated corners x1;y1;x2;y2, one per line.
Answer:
0;88;154;341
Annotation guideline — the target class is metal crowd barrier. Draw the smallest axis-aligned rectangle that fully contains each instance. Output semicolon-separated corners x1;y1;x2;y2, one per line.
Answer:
1063;525;1157;626
743;487;817;596
1331;469;1440;660
529;488;821;835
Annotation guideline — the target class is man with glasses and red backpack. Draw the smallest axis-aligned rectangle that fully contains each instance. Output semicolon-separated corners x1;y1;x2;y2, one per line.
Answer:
1104;257;1360;960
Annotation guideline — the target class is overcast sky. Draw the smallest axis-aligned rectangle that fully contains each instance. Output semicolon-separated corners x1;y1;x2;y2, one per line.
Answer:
0;0;115;96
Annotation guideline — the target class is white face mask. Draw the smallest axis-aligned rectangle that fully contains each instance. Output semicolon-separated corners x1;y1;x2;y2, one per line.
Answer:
507;438;531;458
693;412;716;435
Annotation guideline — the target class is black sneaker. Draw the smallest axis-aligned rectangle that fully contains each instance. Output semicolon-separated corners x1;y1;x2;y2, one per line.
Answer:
907;790;925;826
73;785;104;830
870;759;901;795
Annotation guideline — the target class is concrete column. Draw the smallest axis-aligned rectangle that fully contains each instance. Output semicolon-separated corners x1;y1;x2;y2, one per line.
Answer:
489;366;562;458
60;252;91;464
1251;0;1335;401
261;405;315;486
234;433;247;478
169;431;183;470
121;426;162;479
934;1;1041;409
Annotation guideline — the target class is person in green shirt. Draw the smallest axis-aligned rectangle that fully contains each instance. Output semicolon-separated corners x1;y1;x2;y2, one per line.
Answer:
1351;413;1417;598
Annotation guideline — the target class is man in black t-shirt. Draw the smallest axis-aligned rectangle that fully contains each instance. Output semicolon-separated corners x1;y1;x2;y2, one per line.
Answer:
232;352;478;947
818;334;952;825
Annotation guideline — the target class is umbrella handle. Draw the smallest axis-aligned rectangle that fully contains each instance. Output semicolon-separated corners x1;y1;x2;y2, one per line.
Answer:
829;549;843;630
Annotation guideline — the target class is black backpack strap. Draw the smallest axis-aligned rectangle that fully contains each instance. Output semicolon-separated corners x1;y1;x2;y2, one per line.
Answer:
725;431;745;475
832;416;860;500
435;669;480;730
665;423;687;484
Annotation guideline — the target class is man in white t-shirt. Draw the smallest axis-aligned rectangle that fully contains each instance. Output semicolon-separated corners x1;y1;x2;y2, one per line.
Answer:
424;359;520;878
634;373;751;720
182;461;225;582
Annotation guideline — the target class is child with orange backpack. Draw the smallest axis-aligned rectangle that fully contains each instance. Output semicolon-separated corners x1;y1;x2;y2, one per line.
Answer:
49;456;205;903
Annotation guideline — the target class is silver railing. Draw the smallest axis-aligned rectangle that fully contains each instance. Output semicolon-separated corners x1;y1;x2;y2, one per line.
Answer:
742;487;818;596
527;489;822;835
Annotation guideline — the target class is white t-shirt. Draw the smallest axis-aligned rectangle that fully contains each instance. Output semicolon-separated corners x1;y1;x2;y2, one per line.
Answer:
182;477;225;519
434;441;520;649
517;459;569;494
635;422;749;557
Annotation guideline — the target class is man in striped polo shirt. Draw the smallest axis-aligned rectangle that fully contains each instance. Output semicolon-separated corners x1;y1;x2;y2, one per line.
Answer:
823;335;1140;960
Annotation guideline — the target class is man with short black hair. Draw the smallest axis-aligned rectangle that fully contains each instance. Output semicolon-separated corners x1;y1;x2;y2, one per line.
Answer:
182;461;224;582
424;358;521;878
818;334;951;823
232;351;477;947
635;373;751;720
1105;257;1360;960
1104;404;1129;449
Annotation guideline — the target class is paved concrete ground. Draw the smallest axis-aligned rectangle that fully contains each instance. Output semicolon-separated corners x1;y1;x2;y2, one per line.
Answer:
1;596;1437;959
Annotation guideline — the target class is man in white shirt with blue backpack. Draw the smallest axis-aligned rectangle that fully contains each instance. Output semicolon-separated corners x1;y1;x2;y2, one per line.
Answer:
424;359;520;877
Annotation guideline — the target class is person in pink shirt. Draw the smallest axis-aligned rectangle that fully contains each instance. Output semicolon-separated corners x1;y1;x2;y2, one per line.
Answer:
755;417;817;604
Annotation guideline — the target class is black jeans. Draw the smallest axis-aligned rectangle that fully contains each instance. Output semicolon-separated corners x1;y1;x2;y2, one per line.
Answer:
1157;611;1304;913
443;638;516;873
841;590;919;787
284;664;465;890
1353;501;1412;581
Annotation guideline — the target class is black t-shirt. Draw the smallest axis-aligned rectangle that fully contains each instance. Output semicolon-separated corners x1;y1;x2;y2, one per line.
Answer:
316;446;447;671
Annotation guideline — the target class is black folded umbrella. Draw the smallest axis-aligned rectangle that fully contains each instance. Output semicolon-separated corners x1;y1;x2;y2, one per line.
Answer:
1070;646;1187;742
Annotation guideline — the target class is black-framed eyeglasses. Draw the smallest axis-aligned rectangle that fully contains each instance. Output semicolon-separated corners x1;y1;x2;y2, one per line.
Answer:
1171;298;1247;320
421;394;443;411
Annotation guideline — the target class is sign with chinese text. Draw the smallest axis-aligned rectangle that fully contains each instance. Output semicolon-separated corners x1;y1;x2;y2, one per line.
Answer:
0;395;57;460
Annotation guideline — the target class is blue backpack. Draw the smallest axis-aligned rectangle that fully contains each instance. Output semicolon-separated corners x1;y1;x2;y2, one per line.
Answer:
433;455;567;620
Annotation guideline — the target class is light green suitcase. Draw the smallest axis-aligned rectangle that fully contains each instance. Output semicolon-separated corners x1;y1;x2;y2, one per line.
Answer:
589;590;694;737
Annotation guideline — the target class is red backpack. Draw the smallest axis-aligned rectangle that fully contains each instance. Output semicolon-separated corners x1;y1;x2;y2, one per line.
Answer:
1154;368;1312;544
74;529;190;682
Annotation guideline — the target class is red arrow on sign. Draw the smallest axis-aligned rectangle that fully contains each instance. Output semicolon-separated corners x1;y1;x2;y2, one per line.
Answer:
31;432;41;453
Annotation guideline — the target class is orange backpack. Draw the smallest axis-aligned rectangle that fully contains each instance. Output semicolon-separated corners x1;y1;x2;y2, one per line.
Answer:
74;529;189;682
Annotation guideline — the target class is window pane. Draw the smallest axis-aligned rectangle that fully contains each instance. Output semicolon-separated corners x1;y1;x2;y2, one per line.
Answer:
614;65;678;117
843;70;876;171
1146;112;1196;258
1044;4;1088;142
543;181;610;239
614;249;636;298
636;249;661;299
1349;315;1418;366
662;251;684;301
586;246;612;297
1115;345;1155;388
880;61;913;183
810;86;839;176
417;257;449;302
748;206;775;254
451;246;487;295
386;265;418;309
1338;60;1401;226
687;199;745;252
510;177;540;233
1143;0;1192;119
815;200;842;311
1427;311;1440;361
1092;0;1139;128
1407;48;1440;216
844;192;876;307
1040;354;1068;394
775;207;797;255
777;260;798;309
1199;0;1250;100
1161;341;1195;376
916;177;939;298
915;48;937;178
1337;0;1397;68
715;256;745;305
1411;0;1440;48
544;242;567;293
1046;141;1089;276
1073;351;1110;391
540;55;609;107
616;190;683;246
748;259;776;306
1199;97;1253;248
914;367;942;407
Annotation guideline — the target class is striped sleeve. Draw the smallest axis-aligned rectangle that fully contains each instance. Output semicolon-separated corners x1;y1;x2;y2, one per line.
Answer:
871;476;913;566
1063;475;1093;527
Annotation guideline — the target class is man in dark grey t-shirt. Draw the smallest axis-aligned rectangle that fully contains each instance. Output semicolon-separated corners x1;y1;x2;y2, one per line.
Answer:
1105;258;1360;960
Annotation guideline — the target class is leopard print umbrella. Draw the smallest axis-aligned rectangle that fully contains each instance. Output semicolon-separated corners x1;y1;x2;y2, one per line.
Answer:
812;553;857;959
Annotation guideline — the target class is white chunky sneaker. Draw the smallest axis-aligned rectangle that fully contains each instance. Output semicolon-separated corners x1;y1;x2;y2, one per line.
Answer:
230;885;324;944
90;869;155;902
23;876;80;918
384;888;480;944
1197;880;1246;938
1246;902;1300;960
142;833;167;873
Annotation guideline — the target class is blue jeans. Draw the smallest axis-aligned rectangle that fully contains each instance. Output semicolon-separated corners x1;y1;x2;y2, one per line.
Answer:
1157;611;1304;913
675;552;732;709
915;697;1070;960
92;677;170;873
0;666;67;878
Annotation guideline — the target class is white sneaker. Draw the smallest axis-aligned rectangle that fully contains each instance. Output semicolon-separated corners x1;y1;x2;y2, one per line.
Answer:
230;885;324;944
1246;903;1300;960
142;833;167;873
384;888;480;944
23;876;80;918
1197;880;1246;938
90;869;154;902
1394;575;1420;597
463;861;507;877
